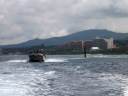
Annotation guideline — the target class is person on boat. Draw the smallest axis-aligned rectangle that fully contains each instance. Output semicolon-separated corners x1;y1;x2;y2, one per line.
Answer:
36;50;39;53
42;52;46;57
39;49;46;57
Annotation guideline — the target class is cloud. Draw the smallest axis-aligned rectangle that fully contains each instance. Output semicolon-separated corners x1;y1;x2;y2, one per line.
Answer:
0;0;128;45
0;14;4;20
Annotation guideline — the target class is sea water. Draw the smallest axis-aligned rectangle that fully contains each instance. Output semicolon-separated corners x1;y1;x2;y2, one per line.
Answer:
0;55;128;96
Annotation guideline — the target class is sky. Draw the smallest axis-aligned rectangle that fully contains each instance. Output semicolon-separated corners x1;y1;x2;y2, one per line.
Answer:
0;0;128;45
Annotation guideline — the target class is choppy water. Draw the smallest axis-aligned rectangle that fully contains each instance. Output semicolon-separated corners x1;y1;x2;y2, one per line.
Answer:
0;55;128;96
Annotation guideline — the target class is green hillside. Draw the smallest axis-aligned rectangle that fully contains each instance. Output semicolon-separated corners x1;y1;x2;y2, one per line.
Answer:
0;29;128;48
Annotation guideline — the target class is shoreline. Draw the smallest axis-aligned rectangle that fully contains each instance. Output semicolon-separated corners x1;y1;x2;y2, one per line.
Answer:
1;53;128;55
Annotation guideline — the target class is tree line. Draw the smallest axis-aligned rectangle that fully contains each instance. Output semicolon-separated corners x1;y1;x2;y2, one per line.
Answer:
1;40;128;55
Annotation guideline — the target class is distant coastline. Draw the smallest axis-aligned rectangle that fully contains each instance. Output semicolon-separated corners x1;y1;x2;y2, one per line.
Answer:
1;47;128;55
0;29;128;48
0;38;127;55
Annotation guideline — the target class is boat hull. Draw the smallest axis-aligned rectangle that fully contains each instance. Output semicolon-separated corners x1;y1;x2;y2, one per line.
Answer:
29;54;45;62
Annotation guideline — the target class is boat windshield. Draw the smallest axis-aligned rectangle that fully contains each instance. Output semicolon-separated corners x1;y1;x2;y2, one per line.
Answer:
29;49;45;54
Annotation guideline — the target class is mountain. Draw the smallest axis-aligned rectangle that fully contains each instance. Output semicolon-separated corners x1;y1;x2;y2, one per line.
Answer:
0;29;128;48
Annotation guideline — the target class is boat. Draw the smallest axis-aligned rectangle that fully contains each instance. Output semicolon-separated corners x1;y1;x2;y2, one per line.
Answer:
28;49;46;62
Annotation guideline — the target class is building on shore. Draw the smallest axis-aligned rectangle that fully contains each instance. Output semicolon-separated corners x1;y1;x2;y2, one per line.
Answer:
58;40;84;50
58;37;115;51
92;37;114;50
85;40;93;50
90;47;100;51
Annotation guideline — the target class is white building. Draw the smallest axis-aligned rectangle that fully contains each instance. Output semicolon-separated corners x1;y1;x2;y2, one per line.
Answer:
104;38;114;49
91;47;100;51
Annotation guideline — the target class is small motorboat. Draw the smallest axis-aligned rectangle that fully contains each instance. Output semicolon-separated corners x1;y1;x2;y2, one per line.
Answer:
28;49;46;62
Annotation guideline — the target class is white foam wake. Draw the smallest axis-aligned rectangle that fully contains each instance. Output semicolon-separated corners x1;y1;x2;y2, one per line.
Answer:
45;71;55;75
45;58;68;62
7;60;27;63
124;87;128;96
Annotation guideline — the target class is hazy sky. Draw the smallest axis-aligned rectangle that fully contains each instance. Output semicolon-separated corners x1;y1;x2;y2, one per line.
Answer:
0;0;128;45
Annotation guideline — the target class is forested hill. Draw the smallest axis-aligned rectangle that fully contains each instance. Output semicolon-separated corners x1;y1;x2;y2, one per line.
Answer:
0;29;128;48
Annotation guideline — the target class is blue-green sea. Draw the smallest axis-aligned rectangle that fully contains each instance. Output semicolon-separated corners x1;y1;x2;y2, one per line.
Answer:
0;55;128;96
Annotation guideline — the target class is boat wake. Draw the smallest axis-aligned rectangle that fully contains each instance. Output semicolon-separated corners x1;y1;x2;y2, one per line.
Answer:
7;60;27;63
45;58;68;62
124;87;128;96
7;58;67;63
97;73;128;96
